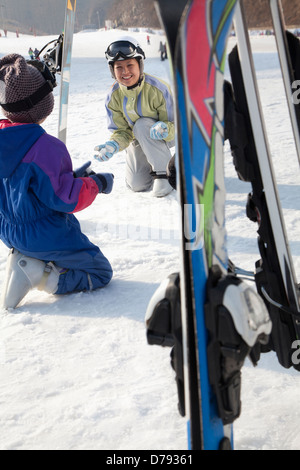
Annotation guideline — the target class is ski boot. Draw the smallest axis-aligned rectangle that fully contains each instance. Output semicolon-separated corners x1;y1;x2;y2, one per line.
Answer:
1;248;61;309
205;266;272;425
145;268;272;423
145;273;185;416
151;171;173;197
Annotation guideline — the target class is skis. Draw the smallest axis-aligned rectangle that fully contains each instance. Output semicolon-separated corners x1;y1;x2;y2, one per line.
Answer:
58;0;77;143
171;0;239;450
228;0;300;369
269;0;300;164
147;0;271;450
38;0;76;143
146;0;300;451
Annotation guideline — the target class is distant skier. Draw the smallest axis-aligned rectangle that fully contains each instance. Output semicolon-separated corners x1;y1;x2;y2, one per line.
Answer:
0;54;113;309
94;36;175;197
34;47;40;60
163;42;168;60
159;41;165;61
28;47;34;59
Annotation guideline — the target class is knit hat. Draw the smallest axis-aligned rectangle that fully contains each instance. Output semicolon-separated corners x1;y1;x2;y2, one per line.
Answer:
0;53;54;123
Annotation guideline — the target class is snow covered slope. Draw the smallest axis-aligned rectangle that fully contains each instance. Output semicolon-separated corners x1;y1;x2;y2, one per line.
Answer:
0;29;299;450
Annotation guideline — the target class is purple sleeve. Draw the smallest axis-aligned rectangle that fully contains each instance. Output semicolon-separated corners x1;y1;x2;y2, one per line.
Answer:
23;133;98;212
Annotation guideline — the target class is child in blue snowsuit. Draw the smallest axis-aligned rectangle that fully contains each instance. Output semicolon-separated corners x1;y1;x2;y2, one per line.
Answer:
0;53;113;308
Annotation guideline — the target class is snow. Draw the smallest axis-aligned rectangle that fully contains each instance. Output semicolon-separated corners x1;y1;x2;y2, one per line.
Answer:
0;28;299;450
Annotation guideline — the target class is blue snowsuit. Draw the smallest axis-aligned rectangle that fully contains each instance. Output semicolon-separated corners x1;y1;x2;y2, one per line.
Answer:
0;120;113;294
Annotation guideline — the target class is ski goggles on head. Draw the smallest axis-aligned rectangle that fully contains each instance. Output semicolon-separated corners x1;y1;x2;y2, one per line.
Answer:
105;41;145;62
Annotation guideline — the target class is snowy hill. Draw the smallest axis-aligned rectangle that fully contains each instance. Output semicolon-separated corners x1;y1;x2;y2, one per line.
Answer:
0;28;299;450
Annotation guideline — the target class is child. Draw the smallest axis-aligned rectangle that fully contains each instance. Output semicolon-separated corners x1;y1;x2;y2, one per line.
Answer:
0;53;114;309
94;36;175;198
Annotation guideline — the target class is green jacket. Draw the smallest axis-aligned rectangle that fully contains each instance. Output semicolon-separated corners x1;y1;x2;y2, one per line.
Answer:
105;73;175;151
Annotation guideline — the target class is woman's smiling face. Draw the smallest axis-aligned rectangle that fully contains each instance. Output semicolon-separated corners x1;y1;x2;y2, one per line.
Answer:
114;58;140;87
